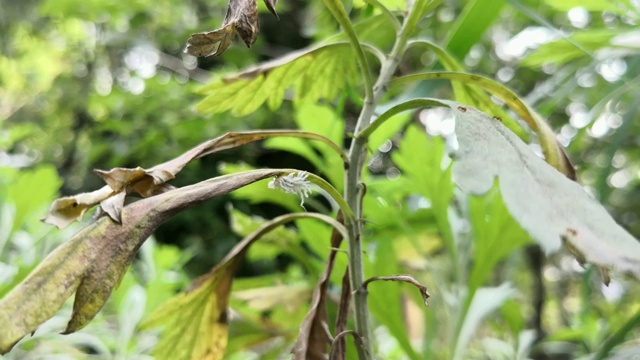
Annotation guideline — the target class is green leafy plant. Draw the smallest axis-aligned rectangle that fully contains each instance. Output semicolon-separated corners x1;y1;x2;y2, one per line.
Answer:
2;0;639;359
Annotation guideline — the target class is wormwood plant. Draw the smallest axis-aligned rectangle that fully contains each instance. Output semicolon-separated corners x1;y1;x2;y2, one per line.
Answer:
1;0;640;359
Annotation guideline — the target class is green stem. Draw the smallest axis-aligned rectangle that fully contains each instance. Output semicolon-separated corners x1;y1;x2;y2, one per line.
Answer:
342;3;426;357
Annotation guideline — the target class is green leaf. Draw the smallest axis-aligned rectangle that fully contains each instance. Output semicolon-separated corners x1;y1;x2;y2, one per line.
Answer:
468;186;531;293
196;43;359;116
521;29;620;67
4;165;62;233
453;283;516;360
542;0;635;15
392;125;455;256
445;0;506;59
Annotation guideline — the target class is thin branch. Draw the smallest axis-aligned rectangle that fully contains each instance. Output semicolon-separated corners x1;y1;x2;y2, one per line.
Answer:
361;274;431;306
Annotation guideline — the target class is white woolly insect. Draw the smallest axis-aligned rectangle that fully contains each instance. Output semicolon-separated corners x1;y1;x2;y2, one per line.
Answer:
268;171;313;207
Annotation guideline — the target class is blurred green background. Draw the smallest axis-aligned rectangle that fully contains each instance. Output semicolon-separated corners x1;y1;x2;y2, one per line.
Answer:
1;0;639;358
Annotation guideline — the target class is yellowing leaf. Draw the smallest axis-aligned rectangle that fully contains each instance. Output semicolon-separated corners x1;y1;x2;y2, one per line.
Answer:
443;100;640;280
140;264;236;360
143;212;348;360
196;43;359;116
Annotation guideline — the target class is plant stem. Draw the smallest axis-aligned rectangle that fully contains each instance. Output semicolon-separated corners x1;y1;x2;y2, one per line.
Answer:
344;11;416;359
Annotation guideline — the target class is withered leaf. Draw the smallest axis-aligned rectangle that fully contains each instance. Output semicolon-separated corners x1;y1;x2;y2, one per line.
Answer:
142;212;345;360
0;169;284;354
292;213;344;360
43;130;343;229
41;185;114;229
186;0;280;57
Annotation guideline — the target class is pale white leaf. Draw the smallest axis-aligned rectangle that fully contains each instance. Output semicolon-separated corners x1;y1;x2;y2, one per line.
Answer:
440;100;640;279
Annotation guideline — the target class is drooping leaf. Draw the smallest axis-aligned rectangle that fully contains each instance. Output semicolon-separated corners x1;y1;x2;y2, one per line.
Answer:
443;100;640;279
142;212;347;360
0;169;285;354
196;43;358;116
389;72;575;178
42;130;344;228
186;0;280;57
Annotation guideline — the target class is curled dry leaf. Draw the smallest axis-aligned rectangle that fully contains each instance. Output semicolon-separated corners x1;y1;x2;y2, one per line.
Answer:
41;185;114;229
442;100;640;280
0;169;284;354
186;0;279;57
42;130;344;229
142;212;347;360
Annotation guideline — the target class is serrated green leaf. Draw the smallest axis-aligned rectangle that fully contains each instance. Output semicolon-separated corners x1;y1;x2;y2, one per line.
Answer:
468;185;531;293
196;43;358;116
392;125;455;255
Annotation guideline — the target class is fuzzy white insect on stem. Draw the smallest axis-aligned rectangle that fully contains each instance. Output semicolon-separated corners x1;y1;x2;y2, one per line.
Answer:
268;171;313;207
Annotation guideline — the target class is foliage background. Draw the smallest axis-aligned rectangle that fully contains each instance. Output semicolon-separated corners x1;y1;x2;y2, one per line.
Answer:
1;0;639;358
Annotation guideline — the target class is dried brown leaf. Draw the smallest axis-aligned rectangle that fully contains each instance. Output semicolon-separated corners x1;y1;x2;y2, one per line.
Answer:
41;186;114;229
292;213;344;360
0;169;283;354
264;0;279;19
44;131;343;229
187;0;281;57
330;267;351;360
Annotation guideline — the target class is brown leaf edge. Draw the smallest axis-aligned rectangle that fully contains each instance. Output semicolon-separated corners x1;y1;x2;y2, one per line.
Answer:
42;130;345;229
291;212;345;360
140;212;348;359
0;169;290;354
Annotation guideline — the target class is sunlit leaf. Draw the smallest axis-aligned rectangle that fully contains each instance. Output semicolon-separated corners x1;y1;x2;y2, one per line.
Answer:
521;29;620;67
196;43;359;116
542;0;634;15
